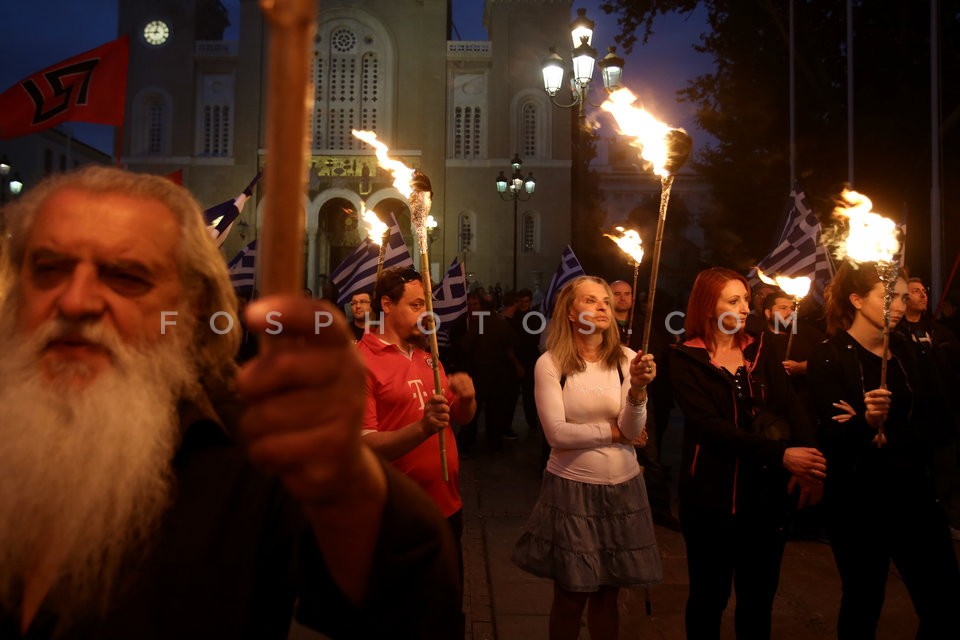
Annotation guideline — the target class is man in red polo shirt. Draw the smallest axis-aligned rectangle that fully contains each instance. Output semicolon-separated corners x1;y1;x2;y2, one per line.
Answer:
358;266;476;630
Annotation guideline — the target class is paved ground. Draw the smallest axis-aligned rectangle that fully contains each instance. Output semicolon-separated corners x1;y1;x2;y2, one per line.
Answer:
293;406;959;639
459;408;957;640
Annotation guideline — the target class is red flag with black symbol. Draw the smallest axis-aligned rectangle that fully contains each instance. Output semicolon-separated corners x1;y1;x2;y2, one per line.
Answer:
0;36;129;140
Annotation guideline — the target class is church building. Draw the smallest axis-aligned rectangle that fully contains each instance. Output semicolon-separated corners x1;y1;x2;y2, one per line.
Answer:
118;0;579;296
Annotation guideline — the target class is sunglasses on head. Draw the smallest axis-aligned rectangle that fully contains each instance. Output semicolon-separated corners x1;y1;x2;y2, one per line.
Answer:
398;268;421;283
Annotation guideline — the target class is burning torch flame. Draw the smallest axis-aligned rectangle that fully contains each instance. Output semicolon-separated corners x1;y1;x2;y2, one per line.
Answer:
756;269;812;299
352;130;415;198
600;88;686;178
833;189;900;263
604;226;644;264
358;204;388;246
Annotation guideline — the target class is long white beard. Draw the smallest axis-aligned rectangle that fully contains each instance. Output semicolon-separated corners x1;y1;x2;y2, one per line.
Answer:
0;312;197;621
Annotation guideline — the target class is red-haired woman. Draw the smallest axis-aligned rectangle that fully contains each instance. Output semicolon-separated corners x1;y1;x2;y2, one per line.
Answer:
808;261;960;637
669;267;826;638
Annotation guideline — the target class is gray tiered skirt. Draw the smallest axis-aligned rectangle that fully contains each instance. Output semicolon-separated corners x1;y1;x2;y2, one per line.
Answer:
512;471;663;592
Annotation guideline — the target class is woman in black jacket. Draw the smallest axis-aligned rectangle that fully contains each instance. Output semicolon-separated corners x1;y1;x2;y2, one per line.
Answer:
670;267;826;639
808;261;960;638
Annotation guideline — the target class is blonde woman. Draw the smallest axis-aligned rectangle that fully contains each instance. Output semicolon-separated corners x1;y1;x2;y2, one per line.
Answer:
512;276;662;640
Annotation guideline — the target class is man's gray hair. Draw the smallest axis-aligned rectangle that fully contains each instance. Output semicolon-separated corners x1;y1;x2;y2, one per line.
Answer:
0;165;241;389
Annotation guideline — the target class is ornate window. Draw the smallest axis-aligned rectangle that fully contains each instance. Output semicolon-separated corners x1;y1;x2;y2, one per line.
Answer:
520;102;538;159
453;107;483;159
131;90;172;156
458;213;475;253
522;212;538;253
197;74;235;157
451;73;486;159
201;105;230;156
513;92;548;159
312;19;391;150
147;100;165;154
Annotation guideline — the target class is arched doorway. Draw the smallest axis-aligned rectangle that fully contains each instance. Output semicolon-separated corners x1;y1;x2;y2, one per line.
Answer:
308;189;416;297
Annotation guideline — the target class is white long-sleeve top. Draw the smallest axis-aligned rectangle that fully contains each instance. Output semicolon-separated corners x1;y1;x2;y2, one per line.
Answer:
535;347;646;485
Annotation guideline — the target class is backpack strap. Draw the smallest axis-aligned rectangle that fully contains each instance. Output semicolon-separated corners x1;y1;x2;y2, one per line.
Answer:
561;362;624;389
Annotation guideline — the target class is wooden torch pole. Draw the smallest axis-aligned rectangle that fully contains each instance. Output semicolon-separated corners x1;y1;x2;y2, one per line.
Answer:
258;0;317;298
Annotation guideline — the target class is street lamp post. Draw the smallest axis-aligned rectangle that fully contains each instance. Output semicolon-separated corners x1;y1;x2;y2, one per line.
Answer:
540;9;624;115
0;156;24;233
495;153;536;290
540;8;624;253
0;156;11;207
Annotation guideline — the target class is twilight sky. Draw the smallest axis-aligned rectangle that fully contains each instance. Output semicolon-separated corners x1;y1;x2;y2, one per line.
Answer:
0;0;711;156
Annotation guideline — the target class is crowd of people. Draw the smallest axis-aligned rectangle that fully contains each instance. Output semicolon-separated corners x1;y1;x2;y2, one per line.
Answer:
1;166;958;639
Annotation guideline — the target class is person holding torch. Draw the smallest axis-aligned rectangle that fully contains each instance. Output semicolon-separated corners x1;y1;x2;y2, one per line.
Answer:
358;266;477;635
669;267;826;639
0;166;461;638
808;260;960;637
512;276;662;640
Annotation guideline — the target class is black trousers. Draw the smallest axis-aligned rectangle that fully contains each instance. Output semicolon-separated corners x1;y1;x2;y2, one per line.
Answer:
826;488;960;639
680;505;788;640
447;509;466;639
635;413;672;517
519;371;540;430
457;371;518;451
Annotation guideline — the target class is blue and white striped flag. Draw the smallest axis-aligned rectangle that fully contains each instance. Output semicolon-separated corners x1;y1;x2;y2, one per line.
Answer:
752;184;835;304
432;259;468;350
542;245;586;316
204;172;262;247
330;212;413;306
433;259;468;324
227;239;257;297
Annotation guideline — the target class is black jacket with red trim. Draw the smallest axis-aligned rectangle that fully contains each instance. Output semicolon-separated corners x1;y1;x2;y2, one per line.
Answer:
669;334;816;515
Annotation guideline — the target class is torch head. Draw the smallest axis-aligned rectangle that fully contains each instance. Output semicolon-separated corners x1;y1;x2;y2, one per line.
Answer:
411;169;433;197
663;129;693;175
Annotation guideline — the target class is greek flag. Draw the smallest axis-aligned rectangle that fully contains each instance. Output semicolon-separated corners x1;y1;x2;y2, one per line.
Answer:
330;213;413;306
432;259;468;350
204;171;262;247
542;245;586;316
753;184;835;304
227;239;257;297
432;259;468;324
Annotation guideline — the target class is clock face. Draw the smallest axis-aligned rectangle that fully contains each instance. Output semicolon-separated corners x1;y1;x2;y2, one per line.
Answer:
143;20;170;46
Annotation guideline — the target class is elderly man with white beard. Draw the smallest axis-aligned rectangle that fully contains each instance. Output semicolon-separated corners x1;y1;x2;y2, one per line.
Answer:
0;166;459;639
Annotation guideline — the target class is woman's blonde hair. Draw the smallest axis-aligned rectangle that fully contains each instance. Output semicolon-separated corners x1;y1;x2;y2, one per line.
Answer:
545;275;625;376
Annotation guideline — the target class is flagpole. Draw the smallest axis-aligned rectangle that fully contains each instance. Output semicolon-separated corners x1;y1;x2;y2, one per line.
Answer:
64;124;74;168
930;0;943;310
458;254;469;294
789;0;796;188
461;252;471;330
376;227;389;281
935;249;960;318
114;125;123;168
846;0;855;186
